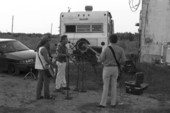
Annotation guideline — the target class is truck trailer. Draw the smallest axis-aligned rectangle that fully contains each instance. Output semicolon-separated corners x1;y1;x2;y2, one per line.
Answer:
59;6;114;48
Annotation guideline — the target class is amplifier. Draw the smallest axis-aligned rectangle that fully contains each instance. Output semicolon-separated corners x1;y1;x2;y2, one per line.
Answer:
125;83;149;95
125;85;144;95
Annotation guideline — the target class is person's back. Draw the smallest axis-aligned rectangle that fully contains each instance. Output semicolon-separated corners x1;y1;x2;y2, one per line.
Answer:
101;44;126;67
97;34;126;108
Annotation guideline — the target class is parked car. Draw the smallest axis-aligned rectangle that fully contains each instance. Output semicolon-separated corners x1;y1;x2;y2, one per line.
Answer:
0;38;36;75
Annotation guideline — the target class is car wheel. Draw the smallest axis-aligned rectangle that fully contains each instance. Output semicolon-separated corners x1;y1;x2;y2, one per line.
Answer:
7;64;20;75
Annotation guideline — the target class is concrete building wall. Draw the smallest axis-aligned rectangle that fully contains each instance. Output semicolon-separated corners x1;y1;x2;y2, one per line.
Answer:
140;0;170;63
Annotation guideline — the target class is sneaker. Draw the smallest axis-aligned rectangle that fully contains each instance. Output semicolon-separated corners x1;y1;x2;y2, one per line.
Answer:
36;96;44;100
97;105;106;108
53;88;62;93
117;102;124;105
111;105;116;108
61;87;70;90
111;102;123;108
44;96;55;100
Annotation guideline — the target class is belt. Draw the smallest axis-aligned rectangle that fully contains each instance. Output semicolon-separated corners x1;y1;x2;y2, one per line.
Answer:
58;61;66;63
104;65;117;67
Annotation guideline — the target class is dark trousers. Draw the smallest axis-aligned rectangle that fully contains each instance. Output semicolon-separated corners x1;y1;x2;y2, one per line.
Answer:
36;70;50;99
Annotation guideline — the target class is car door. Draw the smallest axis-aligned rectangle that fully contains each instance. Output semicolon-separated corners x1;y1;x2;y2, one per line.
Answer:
0;43;8;71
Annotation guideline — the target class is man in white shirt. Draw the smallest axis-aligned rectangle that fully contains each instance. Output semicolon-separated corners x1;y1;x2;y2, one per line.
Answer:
35;34;56;100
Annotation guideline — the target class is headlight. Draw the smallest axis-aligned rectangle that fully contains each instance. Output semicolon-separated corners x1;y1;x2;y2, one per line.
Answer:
20;58;35;64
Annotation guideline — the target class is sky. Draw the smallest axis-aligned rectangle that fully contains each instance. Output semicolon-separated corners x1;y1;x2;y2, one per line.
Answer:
0;0;141;34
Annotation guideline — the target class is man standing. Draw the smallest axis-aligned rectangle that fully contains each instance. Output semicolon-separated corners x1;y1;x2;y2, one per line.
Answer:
96;34;126;108
35;34;56;100
54;35;69;92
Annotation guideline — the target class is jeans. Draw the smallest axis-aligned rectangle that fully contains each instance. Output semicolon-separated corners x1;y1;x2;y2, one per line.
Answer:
36;70;50;99
100;66;118;106
55;61;66;89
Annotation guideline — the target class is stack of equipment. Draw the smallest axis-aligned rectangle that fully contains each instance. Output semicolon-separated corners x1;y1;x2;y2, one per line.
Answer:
125;72;149;95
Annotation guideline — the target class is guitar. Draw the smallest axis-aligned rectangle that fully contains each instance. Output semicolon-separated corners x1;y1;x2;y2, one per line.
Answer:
44;64;55;77
38;53;56;77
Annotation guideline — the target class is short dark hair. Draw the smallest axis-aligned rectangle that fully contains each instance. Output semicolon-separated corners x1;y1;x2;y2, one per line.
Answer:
60;35;67;42
109;34;118;43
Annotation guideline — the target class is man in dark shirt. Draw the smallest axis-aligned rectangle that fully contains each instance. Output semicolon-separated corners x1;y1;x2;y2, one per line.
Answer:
54;35;69;92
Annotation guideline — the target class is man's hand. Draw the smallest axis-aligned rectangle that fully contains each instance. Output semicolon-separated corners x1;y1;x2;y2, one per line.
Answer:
65;53;71;58
96;54;100;62
52;63;58;68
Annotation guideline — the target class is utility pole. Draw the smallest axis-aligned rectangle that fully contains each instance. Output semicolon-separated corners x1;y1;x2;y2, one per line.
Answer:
11;15;14;33
68;7;71;12
50;23;53;34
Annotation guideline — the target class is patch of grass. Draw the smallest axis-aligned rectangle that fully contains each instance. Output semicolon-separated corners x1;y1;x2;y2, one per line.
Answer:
118;40;139;55
0;106;30;113
69;63;103;91
143;108;170;113
69;61;170;101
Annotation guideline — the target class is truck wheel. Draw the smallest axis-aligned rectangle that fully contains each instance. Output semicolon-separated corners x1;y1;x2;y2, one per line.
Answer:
7;64;20;75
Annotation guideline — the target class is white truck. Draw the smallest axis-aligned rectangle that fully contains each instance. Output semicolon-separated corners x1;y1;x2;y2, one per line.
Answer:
59;6;114;48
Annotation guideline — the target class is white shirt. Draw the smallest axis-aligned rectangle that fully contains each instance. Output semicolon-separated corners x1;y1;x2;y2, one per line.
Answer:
35;47;48;70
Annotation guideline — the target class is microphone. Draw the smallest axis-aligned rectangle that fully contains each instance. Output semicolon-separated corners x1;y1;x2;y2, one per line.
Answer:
68;41;75;45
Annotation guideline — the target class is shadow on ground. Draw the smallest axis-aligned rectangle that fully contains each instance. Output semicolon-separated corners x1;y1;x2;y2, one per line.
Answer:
77;102;133;113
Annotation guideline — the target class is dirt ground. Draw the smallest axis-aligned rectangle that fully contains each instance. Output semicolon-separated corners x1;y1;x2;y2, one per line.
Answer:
0;73;170;113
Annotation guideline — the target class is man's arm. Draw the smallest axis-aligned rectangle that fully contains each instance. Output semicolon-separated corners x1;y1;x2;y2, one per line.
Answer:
96;47;106;63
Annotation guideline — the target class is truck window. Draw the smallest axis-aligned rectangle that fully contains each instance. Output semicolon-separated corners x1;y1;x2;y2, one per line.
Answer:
77;25;90;32
66;25;76;33
92;25;103;32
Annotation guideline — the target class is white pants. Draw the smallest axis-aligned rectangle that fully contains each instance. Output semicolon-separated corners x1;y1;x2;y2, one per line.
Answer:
100;66;118;106
55;61;67;89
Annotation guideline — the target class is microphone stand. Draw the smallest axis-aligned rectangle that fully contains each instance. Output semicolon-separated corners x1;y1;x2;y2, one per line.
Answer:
65;56;72;100
68;54;80;92
74;61;80;91
80;56;87;92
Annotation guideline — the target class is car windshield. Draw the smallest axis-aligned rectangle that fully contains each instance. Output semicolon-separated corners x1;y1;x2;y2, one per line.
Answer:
0;40;29;53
